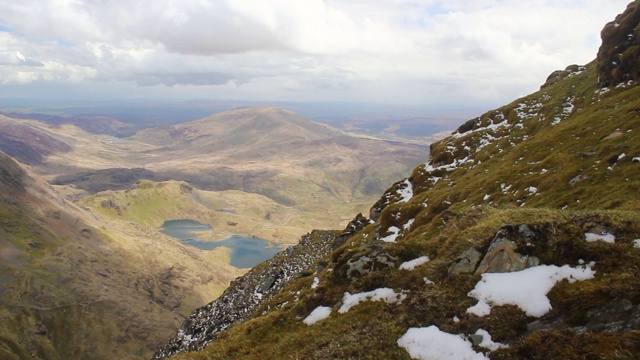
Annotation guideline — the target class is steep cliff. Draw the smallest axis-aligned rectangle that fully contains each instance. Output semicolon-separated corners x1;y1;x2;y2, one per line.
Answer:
157;3;640;359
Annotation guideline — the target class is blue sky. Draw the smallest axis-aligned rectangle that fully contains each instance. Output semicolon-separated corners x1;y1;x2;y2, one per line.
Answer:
0;0;631;111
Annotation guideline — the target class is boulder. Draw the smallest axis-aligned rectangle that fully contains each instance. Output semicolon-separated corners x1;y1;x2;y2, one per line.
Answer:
474;225;540;275
448;248;482;277
346;248;396;279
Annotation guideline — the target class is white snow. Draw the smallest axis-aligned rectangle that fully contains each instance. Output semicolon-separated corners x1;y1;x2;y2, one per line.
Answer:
526;186;538;194
500;183;512;193
381;226;400;242
483;194;490;201
403;218;415;230
633;157;640;162
311;277;320;289
303;306;332;325
585;232;615;243
423;277;434;285
634;239;640;248
399;256;430;270
339;288;406;313
453;316;460;323
466;264;595;317
563;97;575;114
424;156;474;173
398;179;414;203
618;153;626;160
451;118;510;140
398;326;488;360
474;329;508;351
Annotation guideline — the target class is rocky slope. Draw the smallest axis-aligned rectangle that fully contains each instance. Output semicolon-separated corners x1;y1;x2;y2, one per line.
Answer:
153;229;340;359
156;3;640;359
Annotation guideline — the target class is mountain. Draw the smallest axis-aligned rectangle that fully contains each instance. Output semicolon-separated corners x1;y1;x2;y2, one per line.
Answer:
154;3;640;359
129;106;427;206
0;151;244;359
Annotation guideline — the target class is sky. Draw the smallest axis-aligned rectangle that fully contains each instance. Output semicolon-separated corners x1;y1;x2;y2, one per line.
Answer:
0;0;632;112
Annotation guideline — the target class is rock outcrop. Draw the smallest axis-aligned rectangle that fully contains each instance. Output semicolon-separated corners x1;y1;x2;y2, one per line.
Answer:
474;225;540;274
597;0;640;87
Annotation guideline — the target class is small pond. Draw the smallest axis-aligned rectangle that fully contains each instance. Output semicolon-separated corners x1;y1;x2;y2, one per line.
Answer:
160;219;282;268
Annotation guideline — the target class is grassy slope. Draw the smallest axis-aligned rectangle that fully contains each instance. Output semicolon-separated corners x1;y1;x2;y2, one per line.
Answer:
173;61;640;359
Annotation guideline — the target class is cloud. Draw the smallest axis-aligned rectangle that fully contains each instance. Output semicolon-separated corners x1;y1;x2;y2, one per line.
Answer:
0;50;43;66
0;0;632;106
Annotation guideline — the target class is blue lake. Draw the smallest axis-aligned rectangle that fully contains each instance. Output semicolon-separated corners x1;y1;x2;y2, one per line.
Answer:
160;219;282;268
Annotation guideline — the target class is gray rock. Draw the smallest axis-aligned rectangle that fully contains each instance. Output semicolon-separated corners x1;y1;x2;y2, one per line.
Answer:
468;334;484;345
475;225;540;275
585;298;640;332
258;275;277;293
448;248;482;277
346;249;396;278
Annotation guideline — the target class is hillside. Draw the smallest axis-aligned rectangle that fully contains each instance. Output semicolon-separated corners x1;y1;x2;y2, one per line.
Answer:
0;152;244;359
155;3;640;359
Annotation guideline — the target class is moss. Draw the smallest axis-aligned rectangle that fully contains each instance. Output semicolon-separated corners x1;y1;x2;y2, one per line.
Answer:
497;329;640;360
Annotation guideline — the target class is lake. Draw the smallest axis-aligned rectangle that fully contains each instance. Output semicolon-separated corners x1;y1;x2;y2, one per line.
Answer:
160;219;282;268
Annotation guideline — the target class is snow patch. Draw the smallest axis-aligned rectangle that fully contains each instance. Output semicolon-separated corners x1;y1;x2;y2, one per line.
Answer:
475;329;509;351
403;218;415;231
339;288;406;313
585;232;615;243
398;326;488;360
467;265;596;317
634;239;640;248
311;277;320;289
397;179;414;203
303;306;332;325
399;256;430;270
381;226;400;242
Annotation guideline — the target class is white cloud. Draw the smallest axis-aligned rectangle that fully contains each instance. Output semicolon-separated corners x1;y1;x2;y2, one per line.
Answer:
0;0;631;106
